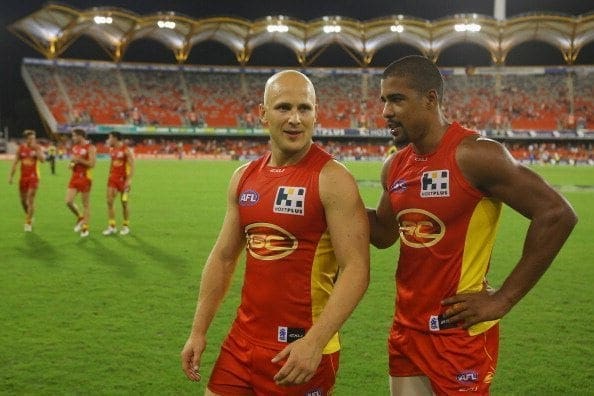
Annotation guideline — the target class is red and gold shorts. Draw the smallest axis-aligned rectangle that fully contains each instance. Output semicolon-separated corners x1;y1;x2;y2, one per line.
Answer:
209;329;339;396
389;324;499;395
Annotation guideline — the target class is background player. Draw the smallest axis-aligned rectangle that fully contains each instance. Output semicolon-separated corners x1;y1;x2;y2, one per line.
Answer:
46;142;57;175
8;129;45;232
181;70;370;395
66;128;96;237
102;131;135;236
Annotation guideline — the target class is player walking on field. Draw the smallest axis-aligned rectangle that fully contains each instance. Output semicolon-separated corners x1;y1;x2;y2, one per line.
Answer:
367;55;577;395
8;129;45;232
66;128;96;237
102;131;134;236
181;70;370;395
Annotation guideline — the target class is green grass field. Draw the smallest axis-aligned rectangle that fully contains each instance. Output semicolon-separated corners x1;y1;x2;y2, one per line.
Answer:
1;158;592;395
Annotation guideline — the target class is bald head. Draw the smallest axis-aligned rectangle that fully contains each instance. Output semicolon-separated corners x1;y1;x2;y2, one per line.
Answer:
263;70;316;106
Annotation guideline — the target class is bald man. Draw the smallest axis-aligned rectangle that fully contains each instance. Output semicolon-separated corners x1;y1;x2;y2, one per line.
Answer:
181;70;370;396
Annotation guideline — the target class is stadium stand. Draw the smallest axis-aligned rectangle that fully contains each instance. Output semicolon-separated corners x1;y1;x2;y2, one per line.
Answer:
17;59;593;165
9;5;593;165
22;59;594;134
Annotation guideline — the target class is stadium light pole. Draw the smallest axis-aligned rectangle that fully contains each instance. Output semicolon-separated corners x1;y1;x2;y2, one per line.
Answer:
494;0;506;20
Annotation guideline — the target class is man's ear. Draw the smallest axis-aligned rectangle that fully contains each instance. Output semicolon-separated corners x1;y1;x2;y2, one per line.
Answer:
259;103;268;126
425;89;439;110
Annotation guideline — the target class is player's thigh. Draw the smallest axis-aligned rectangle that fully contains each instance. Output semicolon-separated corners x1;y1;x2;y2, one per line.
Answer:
390;375;433;396
106;186;117;201
81;190;91;206
65;187;78;202
19;187;27;201
26;187;37;203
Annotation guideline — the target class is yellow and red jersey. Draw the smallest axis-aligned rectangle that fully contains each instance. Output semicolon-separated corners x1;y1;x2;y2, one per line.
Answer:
17;144;40;180
233;144;340;353
387;122;502;336
71;143;93;179
108;145;130;181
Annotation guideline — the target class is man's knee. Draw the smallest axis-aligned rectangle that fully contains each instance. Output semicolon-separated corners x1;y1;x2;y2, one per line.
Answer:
390;376;433;396
204;387;220;396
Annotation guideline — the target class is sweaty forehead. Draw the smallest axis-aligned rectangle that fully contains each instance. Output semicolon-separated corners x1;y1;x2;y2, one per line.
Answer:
265;74;315;105
267;85;314;104
381;75;415;95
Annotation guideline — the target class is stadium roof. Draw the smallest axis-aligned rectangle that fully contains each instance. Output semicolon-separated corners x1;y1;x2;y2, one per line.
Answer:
8;3;594;65
2;0;594;135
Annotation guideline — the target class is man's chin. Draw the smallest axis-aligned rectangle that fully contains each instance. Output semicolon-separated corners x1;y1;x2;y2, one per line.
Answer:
393;135;410;148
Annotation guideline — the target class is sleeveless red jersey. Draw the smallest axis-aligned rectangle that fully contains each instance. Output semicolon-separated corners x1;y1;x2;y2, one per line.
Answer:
387;122;502;336
233;144;340;353
17;144;39;180
108;145;130;180
71;143;92;179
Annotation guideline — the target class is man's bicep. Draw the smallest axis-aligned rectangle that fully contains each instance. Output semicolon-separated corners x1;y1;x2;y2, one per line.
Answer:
210;165;248;260
460;139;558;219
488;164;562;219
376;190;396;224
210;204;245;263
321;166;369;267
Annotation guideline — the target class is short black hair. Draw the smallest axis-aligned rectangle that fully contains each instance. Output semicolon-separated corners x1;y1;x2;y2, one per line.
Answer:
72;128;86;138
109;131;123;140
382;55;444;103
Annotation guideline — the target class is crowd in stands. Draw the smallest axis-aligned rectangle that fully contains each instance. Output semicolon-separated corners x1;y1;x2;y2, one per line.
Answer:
24;62;594;133
17;61;594;166
90;138;391;161
504;142;593;165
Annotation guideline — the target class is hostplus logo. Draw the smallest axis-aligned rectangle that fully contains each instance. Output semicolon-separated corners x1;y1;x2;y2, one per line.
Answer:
420;169;450;197
274;186;306;216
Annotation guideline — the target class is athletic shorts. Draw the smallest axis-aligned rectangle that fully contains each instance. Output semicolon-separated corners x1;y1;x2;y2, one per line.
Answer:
19;177;39;193
388;324;499;395
208;329;339;396
108;176;127;192
68;175;92;193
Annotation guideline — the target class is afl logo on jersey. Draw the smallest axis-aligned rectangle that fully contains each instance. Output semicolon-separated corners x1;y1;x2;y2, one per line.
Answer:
245;223;298;260
397;208;445;248
389;179;407;193
239;190;260;206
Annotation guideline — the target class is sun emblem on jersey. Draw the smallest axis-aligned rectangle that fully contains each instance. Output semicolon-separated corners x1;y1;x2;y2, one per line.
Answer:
245;223;298;260
397;208;445;248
